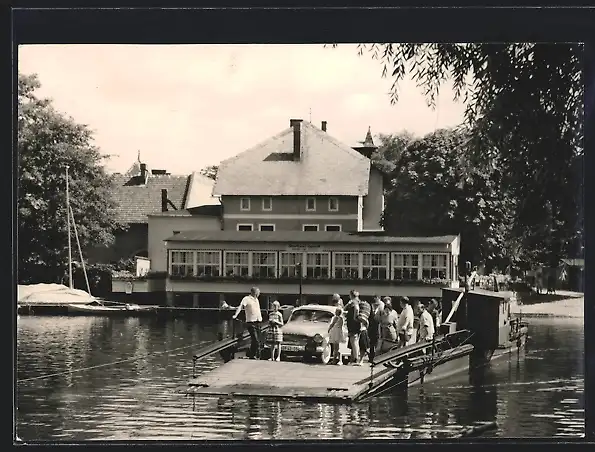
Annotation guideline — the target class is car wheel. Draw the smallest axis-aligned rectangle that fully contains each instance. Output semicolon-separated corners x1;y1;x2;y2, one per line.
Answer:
319;342;332;364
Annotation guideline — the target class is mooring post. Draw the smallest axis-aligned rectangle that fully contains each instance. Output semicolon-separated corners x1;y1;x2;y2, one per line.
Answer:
192;355;198;379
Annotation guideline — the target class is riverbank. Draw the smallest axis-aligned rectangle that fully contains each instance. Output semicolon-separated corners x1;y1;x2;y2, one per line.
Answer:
511;291;584;318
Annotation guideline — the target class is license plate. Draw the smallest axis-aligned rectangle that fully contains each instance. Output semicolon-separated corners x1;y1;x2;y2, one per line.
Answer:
282;345;304;352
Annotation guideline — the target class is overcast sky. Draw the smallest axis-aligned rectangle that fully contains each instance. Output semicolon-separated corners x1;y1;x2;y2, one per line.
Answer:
18;44;467;175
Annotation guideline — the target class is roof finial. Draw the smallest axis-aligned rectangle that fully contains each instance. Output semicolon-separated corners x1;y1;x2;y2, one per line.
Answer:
363;126;375;147
137;150;141;163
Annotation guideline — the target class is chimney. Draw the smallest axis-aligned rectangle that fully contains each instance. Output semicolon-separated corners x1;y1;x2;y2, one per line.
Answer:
290;119;303;160
161;189;168;212
321;121;327;132
140;163;147;177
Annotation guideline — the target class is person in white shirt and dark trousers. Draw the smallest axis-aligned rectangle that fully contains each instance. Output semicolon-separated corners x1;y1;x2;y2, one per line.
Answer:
233;287;263;359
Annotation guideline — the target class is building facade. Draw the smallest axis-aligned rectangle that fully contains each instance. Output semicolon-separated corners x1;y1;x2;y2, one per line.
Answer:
110;118;462;307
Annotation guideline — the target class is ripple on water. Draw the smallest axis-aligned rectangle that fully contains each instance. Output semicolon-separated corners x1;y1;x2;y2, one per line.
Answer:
16;315;585;440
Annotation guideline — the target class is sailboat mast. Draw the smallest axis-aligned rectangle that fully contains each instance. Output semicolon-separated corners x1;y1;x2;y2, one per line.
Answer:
70;204;91;295
66;165;73;289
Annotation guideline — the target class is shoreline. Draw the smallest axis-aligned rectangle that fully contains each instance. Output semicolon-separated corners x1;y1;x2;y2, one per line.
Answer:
510;294;583;319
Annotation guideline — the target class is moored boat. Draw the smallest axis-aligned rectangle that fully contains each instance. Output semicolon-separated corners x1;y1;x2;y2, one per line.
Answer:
67;300;156;316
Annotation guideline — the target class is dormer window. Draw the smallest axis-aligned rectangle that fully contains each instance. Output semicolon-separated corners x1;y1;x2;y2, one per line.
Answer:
240;197;251;211
306;197;316;212
328;197;339;212
262;197;272;211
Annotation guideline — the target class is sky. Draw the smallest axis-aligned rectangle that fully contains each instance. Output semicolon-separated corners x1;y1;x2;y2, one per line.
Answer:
18;44;467;175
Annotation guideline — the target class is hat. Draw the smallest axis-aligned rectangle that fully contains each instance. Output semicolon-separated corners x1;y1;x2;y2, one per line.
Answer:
400;296;410;303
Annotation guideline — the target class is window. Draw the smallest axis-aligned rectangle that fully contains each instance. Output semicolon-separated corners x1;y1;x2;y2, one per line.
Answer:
240;197;250;211
289;309;333;323
325;225;341;232
393;253;419;281
328;197;339;211
280;252;302;277
362;253;388;280
306;252;330;279
334;252;360;279
252;252;277;278
306;197;316;211
259;224;275;232
303;224;319;232
224;251;249;276
237;224;253;231
196;251;221;277
170;251;194;276
262;197;272;211
422;254;448;279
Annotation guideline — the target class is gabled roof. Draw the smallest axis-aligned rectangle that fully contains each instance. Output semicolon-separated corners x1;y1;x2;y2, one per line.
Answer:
111;173;191;224
212;121;371;196
186;172;220;208
165;230;459;245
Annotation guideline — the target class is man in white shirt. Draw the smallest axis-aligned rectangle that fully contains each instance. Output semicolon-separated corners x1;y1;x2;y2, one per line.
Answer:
396;296;415;347
416;302;435;342
233;287;263;359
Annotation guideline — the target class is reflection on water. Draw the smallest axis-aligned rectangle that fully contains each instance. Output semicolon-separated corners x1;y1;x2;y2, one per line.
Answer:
16;315;584;440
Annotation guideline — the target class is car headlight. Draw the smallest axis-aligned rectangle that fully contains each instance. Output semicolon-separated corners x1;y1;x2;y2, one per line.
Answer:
313;334;324;344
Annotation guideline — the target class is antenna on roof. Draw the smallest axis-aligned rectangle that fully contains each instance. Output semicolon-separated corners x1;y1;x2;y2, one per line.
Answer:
309;108;312;123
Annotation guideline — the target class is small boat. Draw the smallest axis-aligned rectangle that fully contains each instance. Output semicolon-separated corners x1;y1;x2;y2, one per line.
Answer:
67;300;155;316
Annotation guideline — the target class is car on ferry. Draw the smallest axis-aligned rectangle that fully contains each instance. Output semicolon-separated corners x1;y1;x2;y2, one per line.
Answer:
267;304;349;364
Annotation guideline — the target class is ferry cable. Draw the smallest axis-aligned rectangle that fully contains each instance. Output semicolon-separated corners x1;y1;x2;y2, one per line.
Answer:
358;332;476;402
16;341;206;384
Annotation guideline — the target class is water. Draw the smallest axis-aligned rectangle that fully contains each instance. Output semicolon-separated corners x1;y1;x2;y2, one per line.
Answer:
15;315;585;441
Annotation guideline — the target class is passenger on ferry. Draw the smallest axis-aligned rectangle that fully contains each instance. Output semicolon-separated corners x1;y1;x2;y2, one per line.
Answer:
379;297;399;341
367;295;384;362
396;296;415;347
266;300;284;361
415;301;435;343
344;290;362;366
331;293;344;308
232;286;263;359
357;297;372;364
427;298;442;331
328;306;346;365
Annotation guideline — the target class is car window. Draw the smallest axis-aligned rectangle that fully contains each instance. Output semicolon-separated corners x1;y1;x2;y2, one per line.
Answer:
288;309;333;323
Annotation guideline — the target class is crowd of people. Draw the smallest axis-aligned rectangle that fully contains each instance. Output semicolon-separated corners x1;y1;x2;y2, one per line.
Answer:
232;286;443;365
327;290;442;366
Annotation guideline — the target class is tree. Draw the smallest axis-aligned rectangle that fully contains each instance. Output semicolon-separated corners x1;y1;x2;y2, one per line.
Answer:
382;127;516;273
18;73;123;284
370;131;415;176
348;43;583;268
199;165;218;180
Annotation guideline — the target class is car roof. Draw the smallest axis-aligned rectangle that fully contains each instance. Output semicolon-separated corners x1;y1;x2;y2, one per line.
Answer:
293;304;336;313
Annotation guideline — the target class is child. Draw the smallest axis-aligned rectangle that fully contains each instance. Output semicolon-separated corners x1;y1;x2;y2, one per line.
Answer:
267;300;284;361
328;306;345;365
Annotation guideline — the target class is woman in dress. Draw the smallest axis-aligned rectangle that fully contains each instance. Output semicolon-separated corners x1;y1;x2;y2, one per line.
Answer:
267;301;284;361
378;298;399;352
327;306;346;365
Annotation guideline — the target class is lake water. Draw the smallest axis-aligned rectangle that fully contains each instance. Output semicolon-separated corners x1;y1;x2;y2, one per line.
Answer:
15;314;585;441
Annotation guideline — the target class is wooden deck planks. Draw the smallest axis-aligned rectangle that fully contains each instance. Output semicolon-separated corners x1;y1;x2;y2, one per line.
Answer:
188;358;396;402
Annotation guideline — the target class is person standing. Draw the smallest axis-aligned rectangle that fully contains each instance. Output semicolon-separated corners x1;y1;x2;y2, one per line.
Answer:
416;301;435;342
396;296;415;347
427;298;442;332
331;293;344;308
367;295;384;362
344;290;362;365
266;300;284;361
328;306;346;365
233;287;263;359
357;297;372;364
